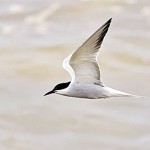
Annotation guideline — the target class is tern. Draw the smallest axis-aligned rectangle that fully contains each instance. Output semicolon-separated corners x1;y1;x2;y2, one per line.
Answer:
44;18;145;99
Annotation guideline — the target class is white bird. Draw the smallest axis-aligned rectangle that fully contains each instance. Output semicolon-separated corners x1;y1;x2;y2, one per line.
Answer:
44;18;145;99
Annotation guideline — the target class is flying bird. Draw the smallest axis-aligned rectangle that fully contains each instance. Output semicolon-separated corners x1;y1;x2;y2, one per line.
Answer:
44;18;145;99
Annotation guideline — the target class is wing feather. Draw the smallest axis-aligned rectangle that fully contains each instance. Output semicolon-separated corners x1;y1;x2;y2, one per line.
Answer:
63;18;112;84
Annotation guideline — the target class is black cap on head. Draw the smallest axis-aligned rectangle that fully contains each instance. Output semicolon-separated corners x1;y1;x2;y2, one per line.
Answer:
44;81;70;96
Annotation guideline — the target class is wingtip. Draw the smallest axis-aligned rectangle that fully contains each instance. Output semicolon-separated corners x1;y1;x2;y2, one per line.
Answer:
103;18;112;27
108;18;112;22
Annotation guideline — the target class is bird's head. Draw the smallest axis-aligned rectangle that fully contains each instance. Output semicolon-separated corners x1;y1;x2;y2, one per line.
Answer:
44;81;71;96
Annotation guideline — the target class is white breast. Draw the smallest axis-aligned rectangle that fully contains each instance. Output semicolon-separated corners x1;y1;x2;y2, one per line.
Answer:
55;83;109;99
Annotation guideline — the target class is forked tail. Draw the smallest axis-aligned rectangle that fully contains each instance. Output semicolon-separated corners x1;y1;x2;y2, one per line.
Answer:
116;93;148;99
105;87;148;99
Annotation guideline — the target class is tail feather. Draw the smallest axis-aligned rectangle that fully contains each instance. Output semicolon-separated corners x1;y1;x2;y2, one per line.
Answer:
126;94;149;99
105;87;148;99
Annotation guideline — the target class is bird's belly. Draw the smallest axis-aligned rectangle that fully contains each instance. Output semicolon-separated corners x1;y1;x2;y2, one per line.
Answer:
62;84;109;99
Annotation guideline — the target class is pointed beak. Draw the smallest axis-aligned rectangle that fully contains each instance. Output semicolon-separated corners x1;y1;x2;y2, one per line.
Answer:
44;90;54;96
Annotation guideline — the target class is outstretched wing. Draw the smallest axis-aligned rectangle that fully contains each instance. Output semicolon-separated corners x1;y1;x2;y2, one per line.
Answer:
63;18;112;84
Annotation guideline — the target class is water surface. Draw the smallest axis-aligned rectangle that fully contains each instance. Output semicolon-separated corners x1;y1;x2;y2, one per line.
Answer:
0;0;150;150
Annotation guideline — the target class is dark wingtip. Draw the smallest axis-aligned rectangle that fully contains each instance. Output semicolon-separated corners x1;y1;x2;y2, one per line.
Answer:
94;18;112;48
107;18;112;24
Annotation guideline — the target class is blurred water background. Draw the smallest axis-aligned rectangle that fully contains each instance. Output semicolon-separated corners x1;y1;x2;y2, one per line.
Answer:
0;0;150;150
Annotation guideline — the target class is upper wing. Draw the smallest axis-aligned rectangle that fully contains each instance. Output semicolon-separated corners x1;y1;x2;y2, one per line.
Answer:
63;18;112;84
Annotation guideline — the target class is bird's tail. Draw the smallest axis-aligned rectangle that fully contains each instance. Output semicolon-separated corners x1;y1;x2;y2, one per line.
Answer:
116;93;148;99
105;87;148;99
